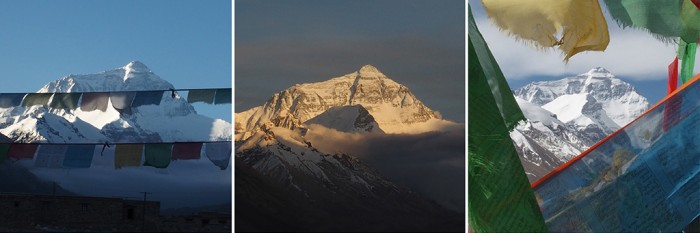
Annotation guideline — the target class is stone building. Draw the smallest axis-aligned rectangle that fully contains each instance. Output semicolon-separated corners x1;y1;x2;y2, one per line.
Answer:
0;193;160;232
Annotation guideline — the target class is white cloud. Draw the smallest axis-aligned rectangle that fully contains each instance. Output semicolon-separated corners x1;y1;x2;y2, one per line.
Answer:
304;124;465;211
474;16;700;81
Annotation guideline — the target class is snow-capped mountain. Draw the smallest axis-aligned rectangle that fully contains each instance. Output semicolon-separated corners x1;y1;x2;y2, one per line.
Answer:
235;65;463;230
512;68;649;182
235;65;457;140
514;67;648;133
0;61;231;143
237;127;397;194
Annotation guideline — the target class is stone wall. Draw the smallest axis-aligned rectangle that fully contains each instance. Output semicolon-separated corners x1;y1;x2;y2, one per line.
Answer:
0;193;160;232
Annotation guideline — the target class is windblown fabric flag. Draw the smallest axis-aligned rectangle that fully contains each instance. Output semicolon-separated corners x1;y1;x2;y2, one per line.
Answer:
214;89;231;104
115;144;143;169
22;93;53;107
670;57;680;94
7;144;38;160
604;0;700;43
49;93;81;110
481;0;609;61
144;143;172;168
132;91;164;107
0;93;26;108
80;93;110;112
468;6;548;232
0;144;10;164
679;41;698;84
187;89;216;104
63;145;96;168
533;73;700;232
110;92;136;115
35;145;68;168
204;142;231;170
172;142;202;160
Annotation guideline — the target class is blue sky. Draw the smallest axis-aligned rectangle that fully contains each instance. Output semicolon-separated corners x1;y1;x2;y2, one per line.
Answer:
470;0;700;105
0;0;231;121
0;0;231;209
236;0;465;122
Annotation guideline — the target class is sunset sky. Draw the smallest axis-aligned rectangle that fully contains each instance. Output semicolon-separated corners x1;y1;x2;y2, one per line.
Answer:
236;0;465;122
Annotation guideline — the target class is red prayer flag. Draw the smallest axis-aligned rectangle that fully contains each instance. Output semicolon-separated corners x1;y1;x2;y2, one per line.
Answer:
8;144;38;160
669;56;679;94
664;56;682;131
172;142;202;160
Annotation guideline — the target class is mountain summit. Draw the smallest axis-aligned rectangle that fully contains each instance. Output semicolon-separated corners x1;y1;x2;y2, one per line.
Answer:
357;64;384;77
511;67;649;182
0;62;231;143
123;61;151;73
235;65;457;140
514;67;648;130
39;61;173;93
235;65;464;230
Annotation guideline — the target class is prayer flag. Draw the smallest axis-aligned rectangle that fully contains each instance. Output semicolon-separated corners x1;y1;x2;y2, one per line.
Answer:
0;144;10;164
468;6;547;232
132;91;164;107
533;73;700;232
80;93;110;112
115;144;143;169
35;145;68;168
481;0;609;61
110;92;136;115
7;144;38;160
172;142;202;160
49;93;81;110
604;0;700;43
214;89;231;104
680;42;698;84
22;93;52;107
187;89;215;104
63;145;95;168
0;94;26;108
205;142;231;170
144;143;172;168
669;56;680;94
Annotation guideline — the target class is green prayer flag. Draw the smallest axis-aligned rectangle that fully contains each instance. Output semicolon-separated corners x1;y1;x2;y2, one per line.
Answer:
187;89;216;104
604;0;700;43
680;42;698;84
468;6;547;232
469;9;525;131
22;93;52;107
49;93;81;110
214;88;231;104
0;144;10;164
144;143;172;168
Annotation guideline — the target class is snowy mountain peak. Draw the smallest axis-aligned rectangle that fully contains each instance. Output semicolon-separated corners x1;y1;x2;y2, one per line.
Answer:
235;65;456;140
514;67;648;128
511;68;651;182
358;64;384;77
39;62;173;93
123;61;151;73
2;62;231;143
122;61;157;82
583;67;614;78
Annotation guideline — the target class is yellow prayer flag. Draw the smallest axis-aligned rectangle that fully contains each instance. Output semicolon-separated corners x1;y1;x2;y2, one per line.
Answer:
115;144;143;169
481;0;610;61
